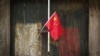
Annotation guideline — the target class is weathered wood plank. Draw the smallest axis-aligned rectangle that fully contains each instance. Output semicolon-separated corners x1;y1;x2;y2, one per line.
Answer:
89;0;100;56
15;23;42;56
0;0;10;56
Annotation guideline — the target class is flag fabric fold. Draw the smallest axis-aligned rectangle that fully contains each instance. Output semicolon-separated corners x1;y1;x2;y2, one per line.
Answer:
45;11;64;41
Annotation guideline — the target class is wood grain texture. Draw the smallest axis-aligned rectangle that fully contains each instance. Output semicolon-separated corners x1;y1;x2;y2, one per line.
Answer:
0;0;10;56
15;23;42;56
89;0;100;56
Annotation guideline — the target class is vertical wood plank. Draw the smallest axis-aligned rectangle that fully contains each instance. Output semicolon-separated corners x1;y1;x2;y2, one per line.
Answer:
89;0;100;56
0;0;10;56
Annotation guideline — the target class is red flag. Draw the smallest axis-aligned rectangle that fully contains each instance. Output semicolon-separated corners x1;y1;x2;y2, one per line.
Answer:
45;11;64;41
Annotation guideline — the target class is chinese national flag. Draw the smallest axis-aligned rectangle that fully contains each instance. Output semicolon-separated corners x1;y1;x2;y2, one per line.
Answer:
45;11;64;41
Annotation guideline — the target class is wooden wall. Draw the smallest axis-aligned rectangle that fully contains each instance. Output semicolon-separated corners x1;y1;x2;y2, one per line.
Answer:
0;0;10;56
89;0;100;56
0;0;100;56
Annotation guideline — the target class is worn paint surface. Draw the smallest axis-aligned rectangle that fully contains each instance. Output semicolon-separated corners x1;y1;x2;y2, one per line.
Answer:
59;28;80;56
11;0;48;56
15;23;42;56
50;0;88;56
11;0;88;56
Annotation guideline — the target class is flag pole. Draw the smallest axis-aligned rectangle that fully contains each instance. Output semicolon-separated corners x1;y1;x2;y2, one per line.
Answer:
36;11;56;43
48;0;50;55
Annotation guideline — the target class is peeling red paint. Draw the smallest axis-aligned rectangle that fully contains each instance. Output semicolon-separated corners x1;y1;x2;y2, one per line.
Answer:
59;28;80;56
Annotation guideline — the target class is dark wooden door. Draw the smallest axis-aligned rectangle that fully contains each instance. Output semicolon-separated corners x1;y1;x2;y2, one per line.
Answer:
10;0;88;56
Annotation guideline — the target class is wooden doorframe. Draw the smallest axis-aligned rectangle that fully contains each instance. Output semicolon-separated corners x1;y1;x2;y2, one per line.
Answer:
0;0;10;56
